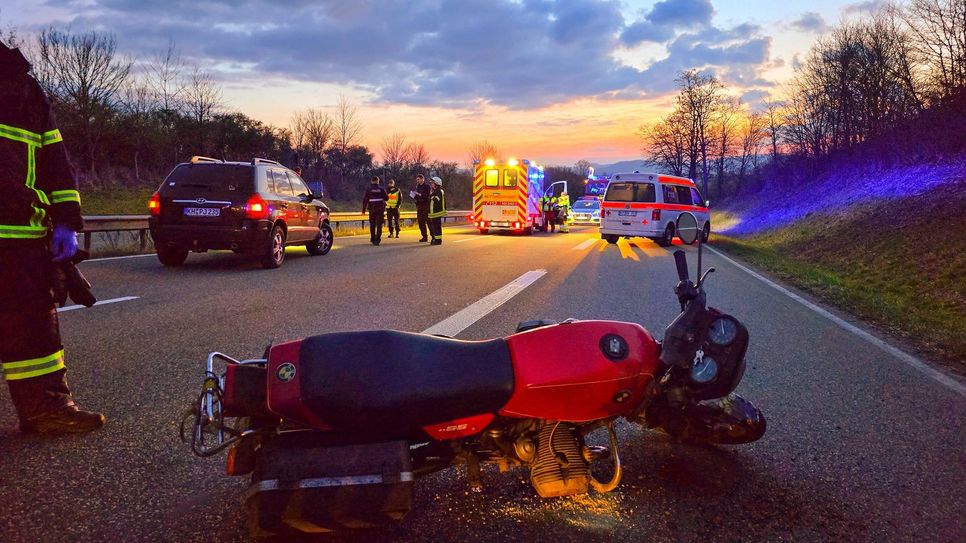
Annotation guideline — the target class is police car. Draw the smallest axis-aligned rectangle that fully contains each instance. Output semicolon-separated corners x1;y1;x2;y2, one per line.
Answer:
599;172;710;247
570;198;601;225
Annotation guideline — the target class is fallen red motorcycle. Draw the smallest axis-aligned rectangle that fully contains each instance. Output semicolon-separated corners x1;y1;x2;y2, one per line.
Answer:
183;214;765;537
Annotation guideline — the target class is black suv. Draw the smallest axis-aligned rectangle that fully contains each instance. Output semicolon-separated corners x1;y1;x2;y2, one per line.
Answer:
148;157;332;269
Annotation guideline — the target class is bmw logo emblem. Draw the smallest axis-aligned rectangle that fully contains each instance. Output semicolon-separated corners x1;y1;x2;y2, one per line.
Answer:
276;363;297;382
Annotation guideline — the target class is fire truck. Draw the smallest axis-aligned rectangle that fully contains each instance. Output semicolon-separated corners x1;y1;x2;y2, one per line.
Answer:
471;158;546;234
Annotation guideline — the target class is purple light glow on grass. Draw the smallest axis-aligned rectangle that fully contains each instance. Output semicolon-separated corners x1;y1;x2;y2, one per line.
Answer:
719;160;966;235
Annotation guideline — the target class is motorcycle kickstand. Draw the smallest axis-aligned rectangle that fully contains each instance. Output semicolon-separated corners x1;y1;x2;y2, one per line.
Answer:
466;453;483;492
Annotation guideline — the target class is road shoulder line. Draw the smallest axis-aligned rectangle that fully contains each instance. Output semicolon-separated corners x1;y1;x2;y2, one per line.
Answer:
57;296;140;313
422;270;547;337
706;245;966;398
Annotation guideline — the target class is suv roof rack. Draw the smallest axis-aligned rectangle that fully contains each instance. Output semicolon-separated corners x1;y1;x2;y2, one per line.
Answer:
190;156;223;164
252;158;281;166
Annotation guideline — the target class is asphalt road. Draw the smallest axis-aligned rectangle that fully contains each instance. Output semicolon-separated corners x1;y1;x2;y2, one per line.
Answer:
1;225;963;542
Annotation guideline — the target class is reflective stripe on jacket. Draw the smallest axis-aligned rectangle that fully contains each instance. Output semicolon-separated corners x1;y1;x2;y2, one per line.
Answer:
386;187;401;208
429;189;446;219
0;48;82;245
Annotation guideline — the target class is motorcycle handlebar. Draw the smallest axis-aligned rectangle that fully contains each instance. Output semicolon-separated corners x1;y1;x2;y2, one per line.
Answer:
674;250;689;282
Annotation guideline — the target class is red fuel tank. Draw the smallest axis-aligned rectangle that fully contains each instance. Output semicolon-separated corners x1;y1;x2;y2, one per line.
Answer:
499;321;662;422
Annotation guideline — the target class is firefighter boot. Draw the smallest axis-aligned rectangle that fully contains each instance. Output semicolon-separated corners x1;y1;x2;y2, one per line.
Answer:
9;369;105;434
22;405;106;434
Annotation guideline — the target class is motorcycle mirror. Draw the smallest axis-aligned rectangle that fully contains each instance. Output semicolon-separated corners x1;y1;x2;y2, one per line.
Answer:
676;212;699;245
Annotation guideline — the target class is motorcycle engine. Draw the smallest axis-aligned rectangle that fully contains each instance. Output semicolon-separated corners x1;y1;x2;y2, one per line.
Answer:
529;423;590;498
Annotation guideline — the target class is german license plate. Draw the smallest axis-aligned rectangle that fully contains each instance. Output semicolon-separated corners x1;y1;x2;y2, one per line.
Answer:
184;207;220;217
618;210;636;217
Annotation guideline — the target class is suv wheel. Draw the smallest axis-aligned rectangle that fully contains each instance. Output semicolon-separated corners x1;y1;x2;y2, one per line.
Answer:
702;222;711;243
261;225;286;269
657;223;675;247
307;223;333;256
603;234;619;244
157;247;188;267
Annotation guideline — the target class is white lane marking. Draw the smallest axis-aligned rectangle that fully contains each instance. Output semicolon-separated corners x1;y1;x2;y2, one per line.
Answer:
454;235;490;244
573;238;598;250
83;253;156;263
57;296;140;313
422;270;547;337
705;245;966;398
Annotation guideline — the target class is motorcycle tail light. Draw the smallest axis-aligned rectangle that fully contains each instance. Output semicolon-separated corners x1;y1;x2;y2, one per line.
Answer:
652;209;661;221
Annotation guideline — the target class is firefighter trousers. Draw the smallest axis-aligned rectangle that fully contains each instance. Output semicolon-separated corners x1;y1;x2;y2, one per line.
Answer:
386;207;400;235
416;204;429;239
428;217;443;242
0;247;75;425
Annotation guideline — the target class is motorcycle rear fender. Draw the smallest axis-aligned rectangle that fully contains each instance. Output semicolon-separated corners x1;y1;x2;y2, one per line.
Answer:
265;339;334;429
500;320;662;421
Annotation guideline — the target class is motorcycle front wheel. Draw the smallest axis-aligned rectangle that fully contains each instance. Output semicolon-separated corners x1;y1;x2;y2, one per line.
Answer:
651;393;766;445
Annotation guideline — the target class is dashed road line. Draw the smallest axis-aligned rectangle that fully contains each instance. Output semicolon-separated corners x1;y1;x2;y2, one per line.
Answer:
83;253;156;263
572;238;598;250
705;245;966;399
421;270;547;337
57;296;140;313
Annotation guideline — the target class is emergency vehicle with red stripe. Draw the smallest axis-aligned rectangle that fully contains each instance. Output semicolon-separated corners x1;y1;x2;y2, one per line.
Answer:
471;158;545;234
600;172;710;247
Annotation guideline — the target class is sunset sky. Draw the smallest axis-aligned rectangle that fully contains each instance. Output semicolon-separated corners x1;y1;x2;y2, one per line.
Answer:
3;0;884;166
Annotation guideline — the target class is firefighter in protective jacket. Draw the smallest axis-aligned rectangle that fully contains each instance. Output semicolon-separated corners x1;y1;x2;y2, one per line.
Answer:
428;176;446;245
0;41;105;433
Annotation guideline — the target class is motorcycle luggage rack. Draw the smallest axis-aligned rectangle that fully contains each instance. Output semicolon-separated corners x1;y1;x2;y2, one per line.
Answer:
182;352;266;457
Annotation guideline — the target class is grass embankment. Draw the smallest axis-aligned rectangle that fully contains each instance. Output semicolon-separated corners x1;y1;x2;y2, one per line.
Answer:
711;182;966;376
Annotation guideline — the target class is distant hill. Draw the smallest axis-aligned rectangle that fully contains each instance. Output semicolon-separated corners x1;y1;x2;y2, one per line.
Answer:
589;160;648;176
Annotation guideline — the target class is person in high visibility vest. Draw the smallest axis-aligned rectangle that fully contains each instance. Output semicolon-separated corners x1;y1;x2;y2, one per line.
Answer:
428;176;446;245
0;41;105;433
385;178;402;238
541;195;557;233
557;190;570;233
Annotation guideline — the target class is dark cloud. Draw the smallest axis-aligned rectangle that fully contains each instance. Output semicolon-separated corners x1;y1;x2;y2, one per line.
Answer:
620;0;714;46
844;1;887;14
25;0;774;108
790;12;828;33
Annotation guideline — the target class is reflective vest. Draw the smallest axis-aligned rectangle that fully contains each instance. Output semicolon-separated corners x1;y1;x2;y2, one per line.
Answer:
386;187;401;208
558;194;570;209
1;48;83;244
429;189;446;218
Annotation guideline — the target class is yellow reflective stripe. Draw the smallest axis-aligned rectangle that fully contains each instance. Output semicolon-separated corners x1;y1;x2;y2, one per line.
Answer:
26;145;46;227
0;225;47;238
42;129;63;145
0;123;42;146
50;190;81;204
2;350;66;380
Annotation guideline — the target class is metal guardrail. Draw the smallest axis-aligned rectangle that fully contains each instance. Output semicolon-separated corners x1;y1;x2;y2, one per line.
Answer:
80;211;472;252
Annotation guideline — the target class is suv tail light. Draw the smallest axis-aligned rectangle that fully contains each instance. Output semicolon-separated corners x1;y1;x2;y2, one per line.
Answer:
245;194;270;219
652;209;661;221
148;192;161;216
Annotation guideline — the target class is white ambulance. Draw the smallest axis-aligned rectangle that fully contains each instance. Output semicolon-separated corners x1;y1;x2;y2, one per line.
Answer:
599;172;710;246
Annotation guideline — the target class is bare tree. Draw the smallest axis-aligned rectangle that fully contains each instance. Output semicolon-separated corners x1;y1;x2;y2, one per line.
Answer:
901;0;966;97
640;108;691;177
291;108;333;175
712;97;742;196
334;95;362;153
405;142;430;172
675;69;723;194
573;159;593;177
467;140;500;166
736;112;768;193
181;68;222;155
146;40;184;112
763;97;785;162
381;133;408;180
34;28;132;177
120;79;157;181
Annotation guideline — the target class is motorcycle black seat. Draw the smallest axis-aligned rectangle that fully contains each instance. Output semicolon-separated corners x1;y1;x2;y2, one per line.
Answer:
297;330;514;434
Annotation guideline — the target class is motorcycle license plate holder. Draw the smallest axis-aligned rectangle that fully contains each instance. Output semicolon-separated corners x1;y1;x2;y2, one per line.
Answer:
247;439;414;536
